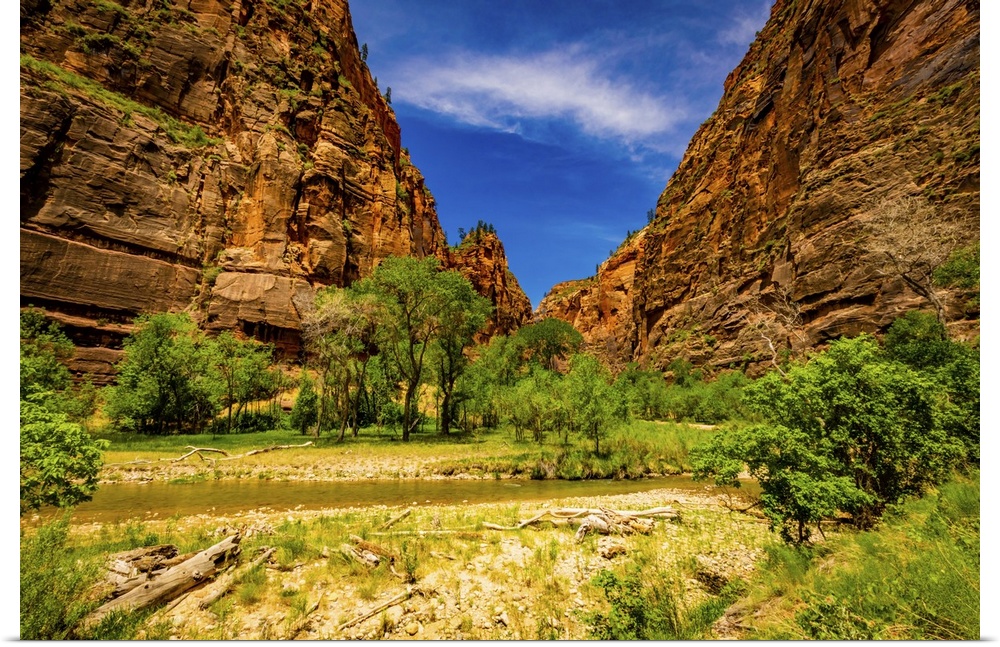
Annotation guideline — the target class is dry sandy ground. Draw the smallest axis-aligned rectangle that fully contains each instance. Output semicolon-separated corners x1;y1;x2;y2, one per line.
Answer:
72;484;767;640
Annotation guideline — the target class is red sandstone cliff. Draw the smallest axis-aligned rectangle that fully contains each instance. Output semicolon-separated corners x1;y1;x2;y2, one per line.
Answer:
448;231;532;339
539;0;979;372
19;0;530;376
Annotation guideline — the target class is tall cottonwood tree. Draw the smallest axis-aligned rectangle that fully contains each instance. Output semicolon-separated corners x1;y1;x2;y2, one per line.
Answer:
430;273;492;435
301;289;381;440
351;256;489;441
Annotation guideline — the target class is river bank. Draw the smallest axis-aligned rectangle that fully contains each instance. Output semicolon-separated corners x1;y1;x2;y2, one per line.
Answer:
50;485;767;640
97;422;717;485
18;421;770;639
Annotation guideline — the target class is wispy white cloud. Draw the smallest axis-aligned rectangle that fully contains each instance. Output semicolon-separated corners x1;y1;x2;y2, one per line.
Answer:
392;47;687;149
717;2;772;47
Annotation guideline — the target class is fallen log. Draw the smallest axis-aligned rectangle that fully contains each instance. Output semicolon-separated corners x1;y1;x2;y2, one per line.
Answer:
379;508;413;530
337;587;413;632
111;551;199;598
350;535;400;562
79;534;242;631
196;547;275;610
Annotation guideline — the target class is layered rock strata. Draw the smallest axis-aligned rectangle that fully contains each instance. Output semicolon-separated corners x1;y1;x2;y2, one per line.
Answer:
539;0;979;372
449;232;532;339
20;0;530;374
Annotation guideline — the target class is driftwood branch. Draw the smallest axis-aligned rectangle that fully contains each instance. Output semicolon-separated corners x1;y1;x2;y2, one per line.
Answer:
173;446;231;462
196;547;275;610
104;443;313;467
484;506;679;533
379;508;413;530
225;442;314;460
337;588;413;632
79;534;242;631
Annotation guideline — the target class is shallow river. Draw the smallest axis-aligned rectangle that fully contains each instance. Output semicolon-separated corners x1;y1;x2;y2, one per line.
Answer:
70;476;724;524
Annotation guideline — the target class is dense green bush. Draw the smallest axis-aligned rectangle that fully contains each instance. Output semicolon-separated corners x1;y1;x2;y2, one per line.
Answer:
584;563;745;640
104;313;281;434
883;311;980;462
20;517;100;639
20;309;107;514
21;399;107;514
692;334;966;541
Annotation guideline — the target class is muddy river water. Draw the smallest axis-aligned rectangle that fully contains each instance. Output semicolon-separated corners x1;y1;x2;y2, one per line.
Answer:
70;475;736;524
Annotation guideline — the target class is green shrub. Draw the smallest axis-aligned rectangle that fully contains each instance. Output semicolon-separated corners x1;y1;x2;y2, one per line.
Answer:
585;566;683;640
584;563;740;640
20;516;100;639
21;399;107;514
693;335;965;541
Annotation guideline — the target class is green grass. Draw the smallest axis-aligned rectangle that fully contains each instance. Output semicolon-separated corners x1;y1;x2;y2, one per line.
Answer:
21;54;218;148
98;420;717;480
736;472;980;640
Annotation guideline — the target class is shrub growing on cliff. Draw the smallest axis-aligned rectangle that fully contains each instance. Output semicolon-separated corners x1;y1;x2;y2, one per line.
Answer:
692;335;964;542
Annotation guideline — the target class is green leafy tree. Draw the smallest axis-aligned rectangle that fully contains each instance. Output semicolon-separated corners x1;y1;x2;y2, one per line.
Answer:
210;332;277;434
457;335;522;430
104;313;220;434
21;399;107;514
289;371;318;435
429;272;492;435
301;288;382;440
20;308;74;400
693;335;964;542
565;353;624;454
884;311;980;461
514;318;583;371
501;368;561;443
614;363;670;420
352;256;485;441
20;309;100;424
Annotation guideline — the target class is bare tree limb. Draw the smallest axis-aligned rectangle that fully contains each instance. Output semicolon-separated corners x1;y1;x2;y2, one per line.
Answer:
337;588;413;632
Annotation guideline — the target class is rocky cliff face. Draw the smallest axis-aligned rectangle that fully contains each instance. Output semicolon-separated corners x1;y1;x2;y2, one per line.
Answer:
536;232;642;372
539;0;979;372
449;231;532;339
20;0;530;376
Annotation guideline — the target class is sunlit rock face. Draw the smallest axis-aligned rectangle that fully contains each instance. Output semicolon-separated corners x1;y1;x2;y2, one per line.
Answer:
538;0;979;373
449;231;533;339
20;0;529;377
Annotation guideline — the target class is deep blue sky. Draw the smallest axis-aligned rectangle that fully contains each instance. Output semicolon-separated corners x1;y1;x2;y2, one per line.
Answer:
360;2;769;306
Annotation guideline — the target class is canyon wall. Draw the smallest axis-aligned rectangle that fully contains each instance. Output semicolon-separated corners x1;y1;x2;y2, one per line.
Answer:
20;0;530;378
539;0;979;372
